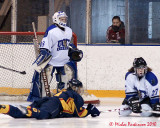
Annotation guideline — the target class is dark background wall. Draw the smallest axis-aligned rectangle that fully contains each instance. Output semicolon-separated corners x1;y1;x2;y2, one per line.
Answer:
1;0;160;44
129;0;149;43
17;0;49;31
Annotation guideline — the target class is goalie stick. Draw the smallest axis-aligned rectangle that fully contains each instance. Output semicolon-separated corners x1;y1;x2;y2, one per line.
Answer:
32;22;51;97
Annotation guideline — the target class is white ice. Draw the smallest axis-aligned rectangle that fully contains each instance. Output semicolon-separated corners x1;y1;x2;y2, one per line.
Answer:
0;98;160;128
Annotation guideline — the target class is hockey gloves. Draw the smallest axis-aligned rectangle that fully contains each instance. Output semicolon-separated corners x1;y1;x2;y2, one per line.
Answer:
128;97;141;113
68;47;83;62
87;103;100;117
152;103;160;111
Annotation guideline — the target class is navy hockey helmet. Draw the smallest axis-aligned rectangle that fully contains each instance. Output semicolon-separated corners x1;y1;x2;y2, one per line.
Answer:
68;78;83;88
133;57;147;68
133;57;147;77
67;78;83;94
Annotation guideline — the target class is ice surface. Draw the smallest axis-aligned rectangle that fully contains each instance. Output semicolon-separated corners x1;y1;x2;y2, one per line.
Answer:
0;98;159;128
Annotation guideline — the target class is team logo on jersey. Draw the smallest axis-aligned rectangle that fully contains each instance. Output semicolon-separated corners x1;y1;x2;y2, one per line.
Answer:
63;40;67;47
138;90;147;99
57;39;70;51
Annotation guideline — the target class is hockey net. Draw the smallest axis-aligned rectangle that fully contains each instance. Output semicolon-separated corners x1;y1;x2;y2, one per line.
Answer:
0;32;100;104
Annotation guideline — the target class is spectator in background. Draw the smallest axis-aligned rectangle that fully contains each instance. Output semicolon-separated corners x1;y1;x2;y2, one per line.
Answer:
106;16;125;44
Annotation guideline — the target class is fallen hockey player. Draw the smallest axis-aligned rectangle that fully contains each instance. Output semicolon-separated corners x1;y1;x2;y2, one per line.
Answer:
0;79;100;119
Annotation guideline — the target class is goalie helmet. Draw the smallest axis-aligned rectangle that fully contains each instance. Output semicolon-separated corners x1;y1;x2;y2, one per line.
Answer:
67;78;83;94
52;11;67;28
133;57;147;77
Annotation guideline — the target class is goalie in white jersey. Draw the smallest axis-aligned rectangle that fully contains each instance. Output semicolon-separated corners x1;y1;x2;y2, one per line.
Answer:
119;57;160;117
27;11;83;102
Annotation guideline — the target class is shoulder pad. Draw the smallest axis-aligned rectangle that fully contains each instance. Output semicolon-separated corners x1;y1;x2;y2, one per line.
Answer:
44;24;57;37
146;72;158;86
125;72;132;80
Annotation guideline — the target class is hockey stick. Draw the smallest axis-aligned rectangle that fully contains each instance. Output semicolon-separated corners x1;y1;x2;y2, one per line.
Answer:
32;22;51;97
100;108;160;114
0;65;26;75
141;110;160;114
100;108;128;113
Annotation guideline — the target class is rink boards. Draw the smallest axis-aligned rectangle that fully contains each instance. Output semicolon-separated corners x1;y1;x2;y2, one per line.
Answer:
0;43;160;97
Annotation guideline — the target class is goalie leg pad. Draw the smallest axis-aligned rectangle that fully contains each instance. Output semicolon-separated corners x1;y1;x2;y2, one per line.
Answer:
27;71;42;102
66;61;77;79
119;104;132;116
45;65;54;84
140;104;152;117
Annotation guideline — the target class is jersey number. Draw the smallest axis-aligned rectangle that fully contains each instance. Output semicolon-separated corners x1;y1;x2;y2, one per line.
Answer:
40;41;45;47
152;88;158;96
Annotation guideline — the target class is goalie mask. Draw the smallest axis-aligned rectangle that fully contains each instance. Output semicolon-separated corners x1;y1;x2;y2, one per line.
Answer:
52;11;67;28
67;78;83;94
133;57;147;77
68;48;83;62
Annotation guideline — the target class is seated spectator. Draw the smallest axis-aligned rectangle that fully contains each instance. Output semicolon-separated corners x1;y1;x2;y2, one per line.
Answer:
106;16;125;44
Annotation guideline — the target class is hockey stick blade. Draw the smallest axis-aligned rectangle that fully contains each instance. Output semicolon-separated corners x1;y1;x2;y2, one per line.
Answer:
0;65;26;75
20;71;26;74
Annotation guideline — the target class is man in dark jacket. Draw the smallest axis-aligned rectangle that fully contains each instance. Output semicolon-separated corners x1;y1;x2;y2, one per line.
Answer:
106;16;125;44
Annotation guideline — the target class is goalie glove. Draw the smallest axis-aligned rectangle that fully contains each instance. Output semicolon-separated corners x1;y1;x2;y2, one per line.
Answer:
68;47;83;62
128;97;141;113
87;104;100;117
152;103;160;111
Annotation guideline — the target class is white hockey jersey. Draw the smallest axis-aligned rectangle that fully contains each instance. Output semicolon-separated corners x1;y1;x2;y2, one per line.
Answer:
40;24;72;66
125;71;159;104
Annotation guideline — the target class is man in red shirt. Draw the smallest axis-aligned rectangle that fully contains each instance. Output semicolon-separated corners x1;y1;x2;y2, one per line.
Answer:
106;16;125;44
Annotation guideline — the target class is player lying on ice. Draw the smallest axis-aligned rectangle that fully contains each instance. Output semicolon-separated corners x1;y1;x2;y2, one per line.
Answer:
27;11;83;102
0;79;100;119
119;57;160;117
